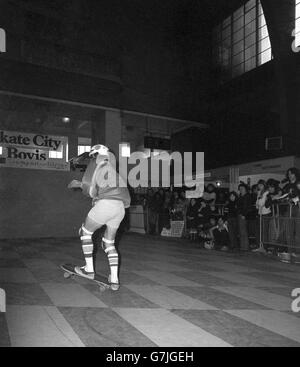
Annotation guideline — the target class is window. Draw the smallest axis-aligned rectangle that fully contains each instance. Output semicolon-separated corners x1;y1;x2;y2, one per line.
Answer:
120;143;131;158
78;137;91;156
49;150;63;159
296;0;300;47
0;146;3;155
212;0;272;81
78;145;91;155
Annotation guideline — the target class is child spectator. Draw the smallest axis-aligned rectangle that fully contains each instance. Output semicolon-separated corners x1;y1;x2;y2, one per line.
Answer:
210;217;230;251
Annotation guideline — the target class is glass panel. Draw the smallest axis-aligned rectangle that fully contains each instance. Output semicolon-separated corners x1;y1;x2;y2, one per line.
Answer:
296;4;300;19
245;8;256;25
233;51;244;66
245;20;256;36
258;25;268;40
233;28;244;43
258;48;272;65
258;14;266;27
233;16;244;31
296;18;300;34
234;6;244;20
245;0;256;12
222;25;231;39
245;44;256;59
245;32;256;48
232;63;244;77
223;36;231;47
233;40;244;55
222;48;231;67
223;16;231;28
245;57;256;71
258;2;264;16
259;37;271;52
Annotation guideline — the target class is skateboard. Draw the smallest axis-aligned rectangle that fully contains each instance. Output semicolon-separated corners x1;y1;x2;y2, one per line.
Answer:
61;264;111;292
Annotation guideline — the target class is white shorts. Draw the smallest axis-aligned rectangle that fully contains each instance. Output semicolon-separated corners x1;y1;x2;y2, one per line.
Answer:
87;199;125;229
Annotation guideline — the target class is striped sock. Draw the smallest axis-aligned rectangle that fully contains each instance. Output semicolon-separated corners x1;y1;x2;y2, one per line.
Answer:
103;238;119;284
80;226;94;273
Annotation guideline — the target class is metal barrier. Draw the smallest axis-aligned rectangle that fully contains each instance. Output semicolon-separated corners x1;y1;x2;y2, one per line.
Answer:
261;203;300;251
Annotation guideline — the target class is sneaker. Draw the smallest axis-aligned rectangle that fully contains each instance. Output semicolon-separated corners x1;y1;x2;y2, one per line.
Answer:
108;275;120;291
74;266;95;280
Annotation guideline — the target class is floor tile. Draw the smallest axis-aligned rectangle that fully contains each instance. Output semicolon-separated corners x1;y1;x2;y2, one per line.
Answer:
113;308;232;347
84;283;160;308
126;285;217;310
173;271;237;287
0;259;26;268
5;305;83;347
0;268;37;283
59;307;157;347
226;310;300;343
207;271;283;287
134;271;203;287
3;283;53;306
171;286;268;310
40;283;107;308
172;310;300;347
213;286;293;311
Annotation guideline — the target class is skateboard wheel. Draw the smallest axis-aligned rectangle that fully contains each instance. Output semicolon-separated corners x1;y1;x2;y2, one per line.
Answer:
64;272;72;279
99;285;106;292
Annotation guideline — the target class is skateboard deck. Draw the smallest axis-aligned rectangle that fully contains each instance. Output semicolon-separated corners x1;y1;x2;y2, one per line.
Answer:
61;264;111;292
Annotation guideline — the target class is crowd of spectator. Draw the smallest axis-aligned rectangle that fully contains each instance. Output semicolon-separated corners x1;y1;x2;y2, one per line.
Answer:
132;167;300;253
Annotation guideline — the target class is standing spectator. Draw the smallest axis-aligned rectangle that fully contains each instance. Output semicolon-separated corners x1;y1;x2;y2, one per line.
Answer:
283;168;299;196
148;192;162;234
255;180;272;248
186;198;199;230
203;184;217;205
224;191;239;250
172;191;185;220
159;190;172;232
237;184;252;251
197;199;212;227
256;180;271;216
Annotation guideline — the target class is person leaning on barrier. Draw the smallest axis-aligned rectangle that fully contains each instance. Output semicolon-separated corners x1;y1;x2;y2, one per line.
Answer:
283;168;299;197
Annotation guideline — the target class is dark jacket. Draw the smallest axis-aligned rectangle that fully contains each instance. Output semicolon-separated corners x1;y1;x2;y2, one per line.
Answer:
224;201;238;219
237;193;252;219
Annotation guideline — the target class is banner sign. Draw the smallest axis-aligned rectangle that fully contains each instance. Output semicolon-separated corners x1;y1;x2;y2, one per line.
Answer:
0;130;69;171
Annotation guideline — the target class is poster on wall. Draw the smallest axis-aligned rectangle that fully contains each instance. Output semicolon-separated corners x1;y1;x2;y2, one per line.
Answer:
0;130;70;171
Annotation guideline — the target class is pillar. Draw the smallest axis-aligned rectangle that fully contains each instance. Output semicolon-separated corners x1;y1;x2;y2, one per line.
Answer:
91;110;122;156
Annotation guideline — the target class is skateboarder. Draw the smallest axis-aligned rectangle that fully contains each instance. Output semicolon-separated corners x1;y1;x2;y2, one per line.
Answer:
68;144;131;290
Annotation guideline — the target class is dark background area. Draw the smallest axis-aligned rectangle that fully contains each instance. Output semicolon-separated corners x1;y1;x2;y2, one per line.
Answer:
0;0;299;169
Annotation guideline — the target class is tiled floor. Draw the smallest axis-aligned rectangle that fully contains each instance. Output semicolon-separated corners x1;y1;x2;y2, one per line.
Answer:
1;234;300;347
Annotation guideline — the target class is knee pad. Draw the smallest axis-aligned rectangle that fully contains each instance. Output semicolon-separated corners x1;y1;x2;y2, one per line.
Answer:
79;225;93;241
101;238;116;253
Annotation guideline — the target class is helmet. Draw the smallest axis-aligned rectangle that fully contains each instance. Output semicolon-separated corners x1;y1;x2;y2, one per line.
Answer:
89;144;109;157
